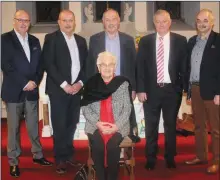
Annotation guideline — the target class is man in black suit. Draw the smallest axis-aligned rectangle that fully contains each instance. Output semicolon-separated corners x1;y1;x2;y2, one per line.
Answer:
136;10;187;170
1;10;52;178
184;9;220;174
42;10;88;174
86;8;137;134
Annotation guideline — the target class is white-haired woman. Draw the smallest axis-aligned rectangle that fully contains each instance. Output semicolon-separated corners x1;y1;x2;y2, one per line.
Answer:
81;51;133;180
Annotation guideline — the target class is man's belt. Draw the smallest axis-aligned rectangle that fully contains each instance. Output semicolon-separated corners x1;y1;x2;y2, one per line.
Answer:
157;83;170;87
191;82;200;86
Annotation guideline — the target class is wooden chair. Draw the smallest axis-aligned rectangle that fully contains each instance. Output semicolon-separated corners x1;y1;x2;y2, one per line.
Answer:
87;136;136;180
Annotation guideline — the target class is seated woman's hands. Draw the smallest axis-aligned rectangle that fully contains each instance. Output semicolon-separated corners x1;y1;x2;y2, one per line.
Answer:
96;122;118;135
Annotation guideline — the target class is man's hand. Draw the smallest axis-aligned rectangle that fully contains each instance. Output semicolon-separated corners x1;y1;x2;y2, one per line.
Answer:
71;82;83;95
63;84;75;94
132;91;136;101
214;95;220;105
23;81;36;91
137;92;147;103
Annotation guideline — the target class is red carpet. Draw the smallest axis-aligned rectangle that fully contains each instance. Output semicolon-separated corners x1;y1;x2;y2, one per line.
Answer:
1;119;219;180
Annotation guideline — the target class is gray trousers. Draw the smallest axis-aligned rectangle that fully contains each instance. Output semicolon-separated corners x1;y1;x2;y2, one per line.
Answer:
6;100;43;166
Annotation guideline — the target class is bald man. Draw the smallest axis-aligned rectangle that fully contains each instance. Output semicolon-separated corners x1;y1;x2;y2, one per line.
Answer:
1;10;52;178
42;10;88;174
185;9;220;174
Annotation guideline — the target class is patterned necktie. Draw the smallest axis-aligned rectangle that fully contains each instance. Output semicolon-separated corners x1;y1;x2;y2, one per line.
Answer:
157;37;164;83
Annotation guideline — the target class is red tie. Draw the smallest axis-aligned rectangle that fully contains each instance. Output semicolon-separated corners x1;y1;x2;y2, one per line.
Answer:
157;37;164;83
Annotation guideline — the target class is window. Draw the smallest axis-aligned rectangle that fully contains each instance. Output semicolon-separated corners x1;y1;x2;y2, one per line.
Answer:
156;1;181;20
95;1;121;21
36;2;61;23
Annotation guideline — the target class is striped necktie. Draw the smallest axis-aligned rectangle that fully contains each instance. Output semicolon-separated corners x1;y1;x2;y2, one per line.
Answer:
157;36;164;83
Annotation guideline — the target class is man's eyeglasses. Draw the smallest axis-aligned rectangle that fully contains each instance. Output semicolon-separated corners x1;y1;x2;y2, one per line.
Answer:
14;18;30;24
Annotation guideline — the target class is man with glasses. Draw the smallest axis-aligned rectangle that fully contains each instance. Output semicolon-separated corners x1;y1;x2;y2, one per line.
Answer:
1;10;52;178
42;10;88;174
185;9;220;174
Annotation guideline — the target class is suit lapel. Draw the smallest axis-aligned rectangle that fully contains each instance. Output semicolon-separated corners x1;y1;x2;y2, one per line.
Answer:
202;31;215;60
28;36;33;63
99;32;105;52
168;33;175;75
119;32;124;73
57;30;72;64
151;34;157;78
11;30;29;62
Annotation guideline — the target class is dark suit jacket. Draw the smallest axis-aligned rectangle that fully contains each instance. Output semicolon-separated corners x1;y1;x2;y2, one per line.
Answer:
1;30;43;103
86;31;136;91
42;30;88;96
136;32;187;94
186;31;220;100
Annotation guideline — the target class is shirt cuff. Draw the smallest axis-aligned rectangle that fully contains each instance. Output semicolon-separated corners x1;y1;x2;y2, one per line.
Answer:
78;80;84;87
60;81;68;89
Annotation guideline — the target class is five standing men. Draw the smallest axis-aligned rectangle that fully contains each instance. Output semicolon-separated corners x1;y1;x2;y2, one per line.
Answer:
1;7;219;178
185;9;220;174
1;10;52;178
136;10;187;170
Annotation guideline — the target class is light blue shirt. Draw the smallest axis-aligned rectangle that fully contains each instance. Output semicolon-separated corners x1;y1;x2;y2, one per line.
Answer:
105;33;121;75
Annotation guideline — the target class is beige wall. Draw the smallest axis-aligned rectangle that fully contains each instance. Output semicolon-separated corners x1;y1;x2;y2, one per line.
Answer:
1;2;16;33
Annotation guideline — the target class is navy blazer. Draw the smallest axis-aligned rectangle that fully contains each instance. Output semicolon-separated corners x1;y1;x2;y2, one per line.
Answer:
85;31;136;91
1;30;43;103
186;31;220;100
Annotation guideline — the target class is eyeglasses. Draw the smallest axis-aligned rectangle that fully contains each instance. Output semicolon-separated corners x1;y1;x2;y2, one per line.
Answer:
14;18;30;24
99;64;115;69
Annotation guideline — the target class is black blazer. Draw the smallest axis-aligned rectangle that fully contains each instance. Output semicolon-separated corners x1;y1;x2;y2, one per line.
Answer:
86;31;136;91
186;31;220;100
42;30;88;96
136;32;187;94
1;30;43;102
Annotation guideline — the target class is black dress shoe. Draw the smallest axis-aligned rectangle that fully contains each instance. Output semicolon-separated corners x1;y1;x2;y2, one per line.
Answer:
145;162;155;170
10;165;20;177
33;157;53;166
166;160;176;169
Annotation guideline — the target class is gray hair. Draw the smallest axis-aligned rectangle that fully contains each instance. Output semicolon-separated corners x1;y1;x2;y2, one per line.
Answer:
153;9;171;22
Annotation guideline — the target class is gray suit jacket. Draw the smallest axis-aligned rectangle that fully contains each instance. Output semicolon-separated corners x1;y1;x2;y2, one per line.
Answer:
86;31;136;91
82;81;131;137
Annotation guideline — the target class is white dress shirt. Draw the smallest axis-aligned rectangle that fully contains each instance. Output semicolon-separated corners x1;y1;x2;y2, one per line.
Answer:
60;32;82;88
14;29;30;62
156;32;171;83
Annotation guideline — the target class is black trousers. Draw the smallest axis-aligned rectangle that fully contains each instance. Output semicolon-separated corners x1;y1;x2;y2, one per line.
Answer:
143;84;182;162
49;93;81;164
88;130;123;180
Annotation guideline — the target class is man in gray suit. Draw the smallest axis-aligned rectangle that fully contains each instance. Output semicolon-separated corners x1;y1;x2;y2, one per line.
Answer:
86;9;137;132
86;8;136;100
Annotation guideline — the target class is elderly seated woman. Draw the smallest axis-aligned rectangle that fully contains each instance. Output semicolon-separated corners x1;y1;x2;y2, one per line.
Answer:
81;51;133;180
